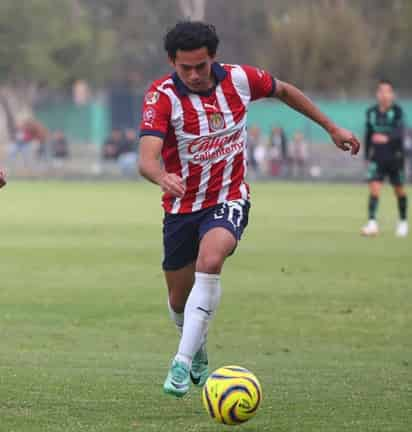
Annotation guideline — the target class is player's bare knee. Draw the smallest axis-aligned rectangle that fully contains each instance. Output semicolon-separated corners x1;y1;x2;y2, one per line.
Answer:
196;253;224;274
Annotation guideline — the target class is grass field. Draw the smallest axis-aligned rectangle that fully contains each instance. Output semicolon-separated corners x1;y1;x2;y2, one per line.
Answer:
1;181;411;432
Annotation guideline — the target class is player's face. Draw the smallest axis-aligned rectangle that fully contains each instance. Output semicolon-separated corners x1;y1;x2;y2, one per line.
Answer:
376;83;395;109
171;47;215;92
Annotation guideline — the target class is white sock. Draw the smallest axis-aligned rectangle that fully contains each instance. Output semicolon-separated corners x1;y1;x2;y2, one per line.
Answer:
175;272;221;367
167;298;184;336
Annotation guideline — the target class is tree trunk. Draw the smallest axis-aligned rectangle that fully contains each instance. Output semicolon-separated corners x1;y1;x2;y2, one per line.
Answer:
0;84;36;143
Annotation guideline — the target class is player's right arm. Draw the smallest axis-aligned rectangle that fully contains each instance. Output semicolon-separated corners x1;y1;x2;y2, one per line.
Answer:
138;86;184;198
138;136;184;198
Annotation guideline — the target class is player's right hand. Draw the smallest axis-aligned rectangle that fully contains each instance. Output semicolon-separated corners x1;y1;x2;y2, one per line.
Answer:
330;127;360;155
0;169;7;188
159;173;185;198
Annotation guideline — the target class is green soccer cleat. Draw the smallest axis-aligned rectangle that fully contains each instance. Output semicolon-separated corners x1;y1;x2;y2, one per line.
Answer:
163;360;190;397
190;345;209;387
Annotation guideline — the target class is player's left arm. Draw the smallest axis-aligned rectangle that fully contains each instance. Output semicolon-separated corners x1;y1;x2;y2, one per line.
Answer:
273;80;360;155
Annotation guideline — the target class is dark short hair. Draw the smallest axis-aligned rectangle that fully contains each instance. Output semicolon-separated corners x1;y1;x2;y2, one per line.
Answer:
164;21;219;60
378;79;394;88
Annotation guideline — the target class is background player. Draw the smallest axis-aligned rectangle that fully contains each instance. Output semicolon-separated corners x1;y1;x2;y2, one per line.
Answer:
362;80;408;237
138;21;360;398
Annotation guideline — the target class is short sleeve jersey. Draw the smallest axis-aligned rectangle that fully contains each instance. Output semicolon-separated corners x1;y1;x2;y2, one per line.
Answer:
140;63;276;213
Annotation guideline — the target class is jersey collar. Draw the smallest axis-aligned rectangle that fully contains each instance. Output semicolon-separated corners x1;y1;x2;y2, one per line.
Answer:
172;62;227;97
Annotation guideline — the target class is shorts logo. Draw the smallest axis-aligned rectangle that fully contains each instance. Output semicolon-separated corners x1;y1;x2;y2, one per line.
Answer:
208;112;224;131
213;200;244;229
145;91;160;105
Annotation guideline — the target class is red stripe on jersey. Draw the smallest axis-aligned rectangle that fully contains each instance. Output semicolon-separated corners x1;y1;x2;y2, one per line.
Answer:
161;127;181;212
227;152;245;201
179;162;203;212
220;74;246;124
180;96;200;135
201;160;227;209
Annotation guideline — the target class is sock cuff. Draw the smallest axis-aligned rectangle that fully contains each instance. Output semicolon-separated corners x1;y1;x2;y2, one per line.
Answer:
195;272;220;282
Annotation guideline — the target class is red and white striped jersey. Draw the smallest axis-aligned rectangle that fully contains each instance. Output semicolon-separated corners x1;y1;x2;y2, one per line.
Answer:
140;63;276;214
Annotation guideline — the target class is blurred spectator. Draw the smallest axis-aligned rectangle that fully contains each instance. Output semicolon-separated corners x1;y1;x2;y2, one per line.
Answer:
102;128;123;160
289;131;308;178
405;127;412;182
118;128;138;176
9;118;49;165
24;119;49;160
254;139;268;176
268;127;288;177
73;80;91;105
247;125;260;175
119;128;137;156
9;121;32;166
50;130;69;165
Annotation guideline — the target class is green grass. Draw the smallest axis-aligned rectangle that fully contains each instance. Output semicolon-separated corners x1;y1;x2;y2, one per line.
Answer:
1;181;411;432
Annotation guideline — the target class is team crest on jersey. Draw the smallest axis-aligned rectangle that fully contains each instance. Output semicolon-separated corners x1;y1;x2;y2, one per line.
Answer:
145;91;160;105
208;112;224;131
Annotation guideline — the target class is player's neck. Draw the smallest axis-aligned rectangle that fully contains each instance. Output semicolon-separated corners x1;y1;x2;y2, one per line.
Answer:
193;76;216;93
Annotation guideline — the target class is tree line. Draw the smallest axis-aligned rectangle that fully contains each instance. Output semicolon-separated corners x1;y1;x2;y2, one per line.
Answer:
0;0;411;95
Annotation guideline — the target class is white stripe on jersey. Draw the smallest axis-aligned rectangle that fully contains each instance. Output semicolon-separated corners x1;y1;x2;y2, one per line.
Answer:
159;83;186;214
160;82;184;135
215;85;235;129
214;84;237;203
188;94;210;136
191;165;212;212
217;156;234;203
172;161;190;213
188;95;211;212
230;66;251;108
239;139;249;200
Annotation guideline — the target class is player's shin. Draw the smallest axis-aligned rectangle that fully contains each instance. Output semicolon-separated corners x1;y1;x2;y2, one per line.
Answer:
368;195;379;220
398;195;408;221
175;272;221;367
167;298;184;335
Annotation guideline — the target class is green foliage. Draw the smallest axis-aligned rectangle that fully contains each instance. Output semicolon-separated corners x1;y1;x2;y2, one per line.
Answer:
1;0;412;92
267;3;376;93
0;0;117;87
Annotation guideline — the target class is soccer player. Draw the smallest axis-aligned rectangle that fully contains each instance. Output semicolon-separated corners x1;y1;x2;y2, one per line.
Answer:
361;80;408;237
0;168;6;188
138;21;360;397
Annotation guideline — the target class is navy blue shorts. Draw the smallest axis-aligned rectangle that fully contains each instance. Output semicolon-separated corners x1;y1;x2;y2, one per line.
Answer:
162;199;250;271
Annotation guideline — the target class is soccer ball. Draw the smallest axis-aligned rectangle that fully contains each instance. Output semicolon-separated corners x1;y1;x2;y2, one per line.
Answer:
202;365;262;425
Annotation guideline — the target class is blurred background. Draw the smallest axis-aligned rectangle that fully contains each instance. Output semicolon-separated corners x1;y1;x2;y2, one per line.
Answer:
1;0;412;182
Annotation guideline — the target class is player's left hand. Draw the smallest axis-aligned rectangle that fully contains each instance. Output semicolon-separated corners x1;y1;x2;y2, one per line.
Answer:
330;127;360;155
0;169;6;188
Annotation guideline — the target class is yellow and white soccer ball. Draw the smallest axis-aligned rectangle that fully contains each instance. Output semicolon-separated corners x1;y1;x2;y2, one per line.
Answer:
202;365;262;425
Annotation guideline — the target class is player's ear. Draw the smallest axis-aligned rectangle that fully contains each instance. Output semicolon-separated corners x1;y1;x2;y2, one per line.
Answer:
168;56;176;68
